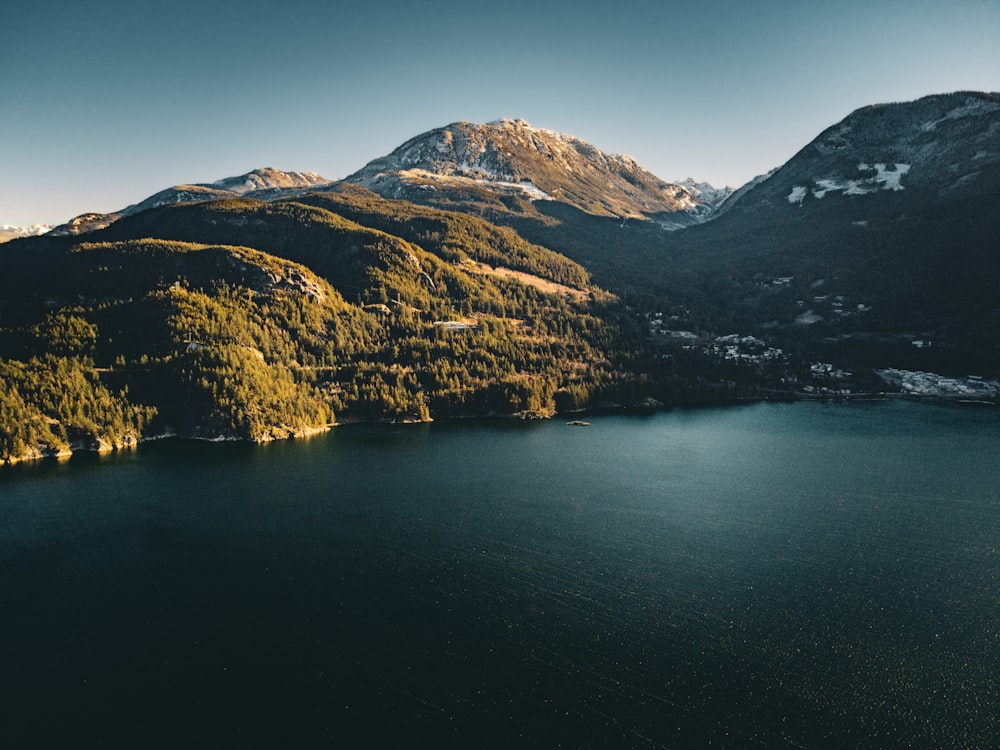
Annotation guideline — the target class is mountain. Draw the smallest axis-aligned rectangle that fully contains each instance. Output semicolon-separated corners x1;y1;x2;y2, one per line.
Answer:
49;168;331;236
723;91;1000;213
0;224;52;243
648;91;1000;374
674;178;735;216
3;187;692;464
210;167;329;195
343;118;725;228
3;93;999;465
41;124;728;240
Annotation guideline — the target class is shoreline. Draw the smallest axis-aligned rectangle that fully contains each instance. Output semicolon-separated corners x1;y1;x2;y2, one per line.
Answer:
3;391;996;469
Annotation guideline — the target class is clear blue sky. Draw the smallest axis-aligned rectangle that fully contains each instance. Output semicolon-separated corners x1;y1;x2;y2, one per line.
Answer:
3;0;999;226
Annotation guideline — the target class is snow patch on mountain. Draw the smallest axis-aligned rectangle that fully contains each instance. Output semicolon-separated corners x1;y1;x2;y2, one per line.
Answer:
514;181;551;200
787;186;808;205
211;168;330;194
859;162;910;191
788;162;911;202
675;178;734;210
379;168;552;201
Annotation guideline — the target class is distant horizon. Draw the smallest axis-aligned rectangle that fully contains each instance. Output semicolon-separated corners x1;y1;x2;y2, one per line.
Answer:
3;0;999;226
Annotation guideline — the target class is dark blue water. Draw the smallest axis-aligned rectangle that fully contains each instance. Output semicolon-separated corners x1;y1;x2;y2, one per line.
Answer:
1;401;998;748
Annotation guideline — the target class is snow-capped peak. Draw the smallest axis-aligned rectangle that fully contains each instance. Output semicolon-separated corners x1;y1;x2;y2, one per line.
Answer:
345;119;728;225
211;167;330;194
0;223;52;242
674;178;735;210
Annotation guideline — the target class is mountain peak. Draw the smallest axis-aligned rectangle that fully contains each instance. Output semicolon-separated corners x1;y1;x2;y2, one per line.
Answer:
487;117;532;127
211;167;330;194
724;90;1000;212
344;119;719;225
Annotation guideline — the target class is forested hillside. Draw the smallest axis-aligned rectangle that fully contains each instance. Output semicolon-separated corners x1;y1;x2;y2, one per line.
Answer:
6;95;999;465
2;194;752;464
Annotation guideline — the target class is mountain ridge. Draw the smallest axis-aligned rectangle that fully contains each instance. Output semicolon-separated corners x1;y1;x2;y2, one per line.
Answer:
48;168;332;236
3;91;998;465
26;91;1000;241
342;118;727;227
641;90;1000;376
38;123;735;238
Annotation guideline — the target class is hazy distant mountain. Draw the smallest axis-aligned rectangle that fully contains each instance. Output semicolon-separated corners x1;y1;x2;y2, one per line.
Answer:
343;118;726;228
0;224;52;243
674;178;735;215
49;168;331;236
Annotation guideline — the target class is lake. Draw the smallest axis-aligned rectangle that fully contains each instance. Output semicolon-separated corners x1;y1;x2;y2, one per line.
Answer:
1;401;998;748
